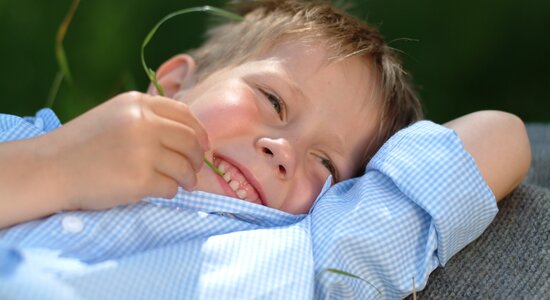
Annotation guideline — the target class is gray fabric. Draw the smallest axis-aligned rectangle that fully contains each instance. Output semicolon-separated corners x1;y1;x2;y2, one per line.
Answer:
406;124;550;299
525;124;550;189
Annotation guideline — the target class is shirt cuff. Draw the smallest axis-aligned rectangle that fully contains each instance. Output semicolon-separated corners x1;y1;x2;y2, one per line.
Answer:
0;108;61;142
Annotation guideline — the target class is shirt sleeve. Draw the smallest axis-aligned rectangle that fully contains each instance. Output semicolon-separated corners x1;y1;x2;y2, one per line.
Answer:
0;108;61;142
311;120;497;299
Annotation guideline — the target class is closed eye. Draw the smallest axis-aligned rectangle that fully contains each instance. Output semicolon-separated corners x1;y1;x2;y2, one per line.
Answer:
320;157;339;183
259;87;285;120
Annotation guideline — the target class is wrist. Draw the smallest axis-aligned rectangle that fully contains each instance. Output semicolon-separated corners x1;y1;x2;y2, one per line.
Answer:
34;133;78;211
0;135;72;228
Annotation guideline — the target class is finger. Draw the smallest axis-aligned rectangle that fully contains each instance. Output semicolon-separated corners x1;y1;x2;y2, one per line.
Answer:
154;148;198;191
156;117;205;172
148;172;180;199
147;96;210;151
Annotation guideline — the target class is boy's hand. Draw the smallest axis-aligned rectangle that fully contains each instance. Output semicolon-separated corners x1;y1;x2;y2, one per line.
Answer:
39;91;209;211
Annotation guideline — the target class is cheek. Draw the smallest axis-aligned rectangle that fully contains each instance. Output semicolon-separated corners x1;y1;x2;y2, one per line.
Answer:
282;179;324;214
190;88;260;139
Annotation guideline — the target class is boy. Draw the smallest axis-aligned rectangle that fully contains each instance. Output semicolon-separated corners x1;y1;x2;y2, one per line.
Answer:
0;0;531;299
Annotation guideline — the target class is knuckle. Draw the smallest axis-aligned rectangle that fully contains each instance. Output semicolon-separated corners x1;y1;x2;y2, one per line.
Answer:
119;100;154;135
115;91;142;106
126;91;144;101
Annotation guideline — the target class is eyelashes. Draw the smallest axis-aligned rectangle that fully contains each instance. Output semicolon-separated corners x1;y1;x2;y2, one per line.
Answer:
259;87;285;120
321;157;338;182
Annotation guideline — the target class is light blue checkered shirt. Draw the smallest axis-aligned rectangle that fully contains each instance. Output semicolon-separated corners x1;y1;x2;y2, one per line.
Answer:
0;109;497;299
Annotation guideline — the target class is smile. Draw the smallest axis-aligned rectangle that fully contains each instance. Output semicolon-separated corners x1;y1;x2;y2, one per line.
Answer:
213;155;265;206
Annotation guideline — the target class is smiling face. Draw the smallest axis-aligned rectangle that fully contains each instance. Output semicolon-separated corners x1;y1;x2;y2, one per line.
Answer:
155;41;380;214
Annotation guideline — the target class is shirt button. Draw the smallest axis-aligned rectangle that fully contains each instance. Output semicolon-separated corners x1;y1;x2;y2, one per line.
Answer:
62;216;84;233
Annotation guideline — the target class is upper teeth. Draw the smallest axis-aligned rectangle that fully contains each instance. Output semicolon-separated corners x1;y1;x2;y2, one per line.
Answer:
223;173;231;182
219;163;248;199
215;158;257;202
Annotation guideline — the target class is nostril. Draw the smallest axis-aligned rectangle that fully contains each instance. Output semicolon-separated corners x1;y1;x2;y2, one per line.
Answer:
263;147;273;155
278;165;286;175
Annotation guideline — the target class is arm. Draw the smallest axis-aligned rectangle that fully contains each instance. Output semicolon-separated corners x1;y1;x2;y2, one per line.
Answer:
0;92;209;229
444;110;531;202
0;137;66;228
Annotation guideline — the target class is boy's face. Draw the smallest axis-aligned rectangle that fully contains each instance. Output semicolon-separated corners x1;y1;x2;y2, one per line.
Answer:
162;41;380;214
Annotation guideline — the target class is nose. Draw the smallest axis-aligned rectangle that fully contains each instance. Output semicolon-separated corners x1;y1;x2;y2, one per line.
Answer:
256;137;296;180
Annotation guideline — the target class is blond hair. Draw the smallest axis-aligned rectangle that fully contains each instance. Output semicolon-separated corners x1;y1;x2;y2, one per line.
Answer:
189;0;423;176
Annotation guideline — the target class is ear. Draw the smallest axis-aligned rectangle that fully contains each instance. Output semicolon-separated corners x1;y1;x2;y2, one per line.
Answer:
147;54;197;98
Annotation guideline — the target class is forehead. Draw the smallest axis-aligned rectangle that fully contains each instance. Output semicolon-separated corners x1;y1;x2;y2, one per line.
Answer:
256;41;381;178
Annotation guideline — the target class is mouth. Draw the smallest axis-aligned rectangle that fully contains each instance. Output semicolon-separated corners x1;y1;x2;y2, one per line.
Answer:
212;154;267;206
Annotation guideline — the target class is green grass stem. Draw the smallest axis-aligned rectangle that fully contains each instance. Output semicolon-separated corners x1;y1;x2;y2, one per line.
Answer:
141;6;242;176
55;0;80;84
320;268;382;296
141;6;243;98
204;158;224;176
47;0;79;108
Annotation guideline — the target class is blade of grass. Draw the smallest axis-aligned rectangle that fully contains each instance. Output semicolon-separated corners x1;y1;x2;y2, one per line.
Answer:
55;0;80;84
47;0;80;107
141;6;243;97
141;6;243;176
412;277;417;300
46;71;64;108
325;268;363;280
320;268;382;296
204;158;224;176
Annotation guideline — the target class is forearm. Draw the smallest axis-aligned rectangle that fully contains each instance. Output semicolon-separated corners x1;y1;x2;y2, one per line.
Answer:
0;136;67;228
444;111;531;201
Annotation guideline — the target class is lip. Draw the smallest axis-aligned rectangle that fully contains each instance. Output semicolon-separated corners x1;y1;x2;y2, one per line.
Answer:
213;153;267;207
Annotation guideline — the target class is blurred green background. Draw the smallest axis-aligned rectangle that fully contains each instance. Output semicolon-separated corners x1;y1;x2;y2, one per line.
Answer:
0;0;548;123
